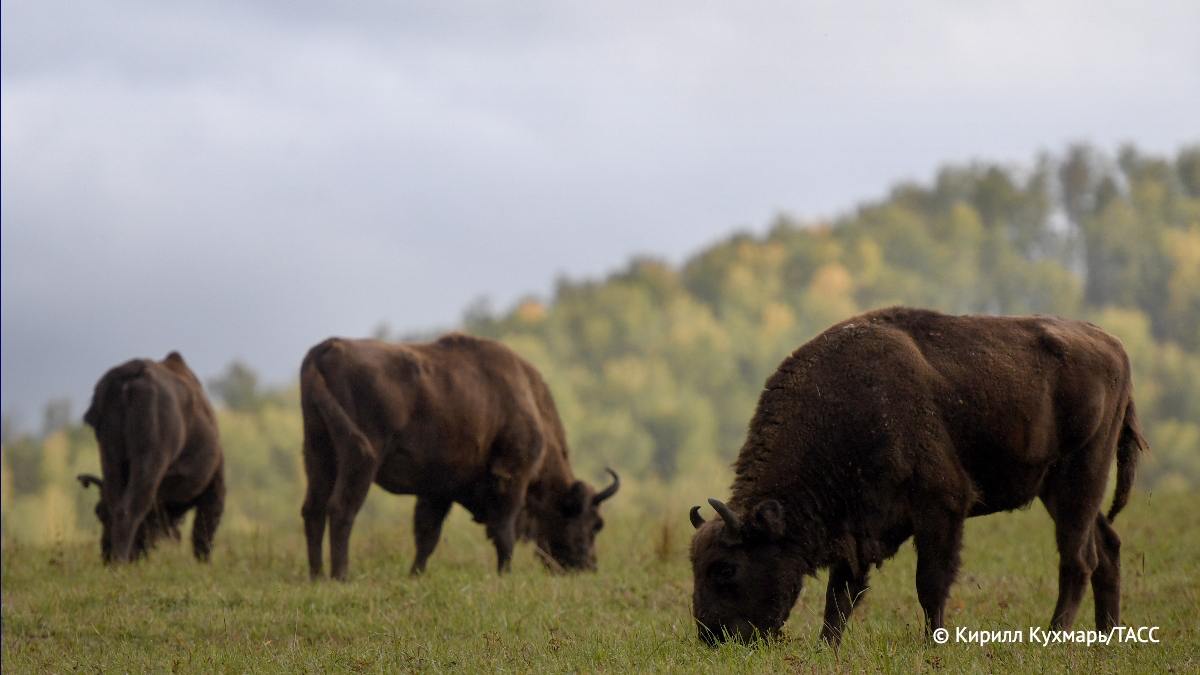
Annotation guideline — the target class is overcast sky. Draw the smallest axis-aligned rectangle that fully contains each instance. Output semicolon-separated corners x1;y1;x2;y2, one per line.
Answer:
2;1;1198;425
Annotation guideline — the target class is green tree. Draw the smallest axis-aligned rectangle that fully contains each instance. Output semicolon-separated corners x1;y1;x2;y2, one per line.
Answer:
209;361;263;412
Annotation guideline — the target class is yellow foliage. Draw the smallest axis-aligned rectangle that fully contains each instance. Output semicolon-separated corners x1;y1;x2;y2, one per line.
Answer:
809;263;855;299
854;238;884;287
726;264;756;297
41;431;70;482
760;302;795;339
1;453;12;515
40;485;77;540
1164;226;1200;324
581;316;613;350
515;299;547;324
946;202;985;241
665;299;730;352
602;357;649;395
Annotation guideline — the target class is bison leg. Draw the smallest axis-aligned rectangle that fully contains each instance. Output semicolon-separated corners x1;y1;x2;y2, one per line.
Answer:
484;479;528;574
1046;512;1099;631
487;515;519;573
327;452;377;581
131;503;185;559
484;422;543;574
301;447;336;579
820;560;870;646
328;487;371;581
110;458;172;563
410;498;452;576
110;381;177;562
164;504;189;541
913;509;965;637
110;476;164;562
1091;513;1121;630
191;467;225;562
1041;452;1109;631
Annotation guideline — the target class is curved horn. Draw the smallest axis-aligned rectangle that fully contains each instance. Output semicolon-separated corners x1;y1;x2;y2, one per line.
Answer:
707;498;741;532
689;505;706;529
76;473;103;489
592;467;620;505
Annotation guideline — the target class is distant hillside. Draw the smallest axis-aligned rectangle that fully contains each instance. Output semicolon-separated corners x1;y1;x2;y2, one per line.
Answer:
462;143;1200;488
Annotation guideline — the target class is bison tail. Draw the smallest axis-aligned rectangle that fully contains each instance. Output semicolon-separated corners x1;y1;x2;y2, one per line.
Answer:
302;344;374;461
1107;398;1148;522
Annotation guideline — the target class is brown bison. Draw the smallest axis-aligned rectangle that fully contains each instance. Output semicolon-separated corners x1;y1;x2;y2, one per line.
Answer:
689;307;1146;645
79;352;225;563
300;334;619;580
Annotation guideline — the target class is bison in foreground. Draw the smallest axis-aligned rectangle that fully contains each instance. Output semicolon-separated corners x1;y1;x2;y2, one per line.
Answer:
689;307;1146;645
300;334;619;580
80;352;225;563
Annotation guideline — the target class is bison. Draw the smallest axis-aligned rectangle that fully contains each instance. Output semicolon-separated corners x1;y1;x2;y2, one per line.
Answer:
300;333;619;580
80;352;225;563
689;307;1146;645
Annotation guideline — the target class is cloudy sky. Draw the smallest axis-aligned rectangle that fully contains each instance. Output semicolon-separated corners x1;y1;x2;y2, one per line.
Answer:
3;1;1198;424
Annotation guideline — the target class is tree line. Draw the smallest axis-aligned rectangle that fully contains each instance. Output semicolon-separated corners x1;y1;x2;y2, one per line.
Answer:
4;143;1198;543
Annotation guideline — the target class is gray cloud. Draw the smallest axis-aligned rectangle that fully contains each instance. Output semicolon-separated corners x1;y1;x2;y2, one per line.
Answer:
3;0;1198;424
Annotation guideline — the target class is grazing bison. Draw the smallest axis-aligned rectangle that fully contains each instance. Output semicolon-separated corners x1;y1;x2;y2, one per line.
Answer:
300;334;619;580
689;307;1146;645
79;352;225;563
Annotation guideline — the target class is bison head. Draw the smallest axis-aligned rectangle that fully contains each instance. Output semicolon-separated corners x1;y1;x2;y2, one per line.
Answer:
689;498;802;644
535;468;619;571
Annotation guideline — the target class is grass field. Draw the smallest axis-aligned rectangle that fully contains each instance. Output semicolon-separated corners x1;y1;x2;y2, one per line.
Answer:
3;489;1196;673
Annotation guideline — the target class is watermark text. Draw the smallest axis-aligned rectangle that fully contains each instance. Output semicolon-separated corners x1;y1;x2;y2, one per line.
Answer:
931;626;1161;646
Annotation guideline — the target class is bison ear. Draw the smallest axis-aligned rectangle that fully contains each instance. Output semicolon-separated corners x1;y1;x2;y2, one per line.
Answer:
750;499;786;541
559;481;587;516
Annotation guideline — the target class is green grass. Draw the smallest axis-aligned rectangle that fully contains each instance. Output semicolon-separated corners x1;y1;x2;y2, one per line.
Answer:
3;491;1197;673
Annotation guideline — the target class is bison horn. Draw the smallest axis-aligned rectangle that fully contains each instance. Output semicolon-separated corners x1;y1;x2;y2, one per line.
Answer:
707;498;741;533
592;467;620;505
689;505;706;529
76;473;103;489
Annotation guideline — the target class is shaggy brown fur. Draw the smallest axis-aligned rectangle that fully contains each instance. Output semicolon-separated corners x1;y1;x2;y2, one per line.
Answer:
81;352;225;563
689;307;1146;645
299;334;618;580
